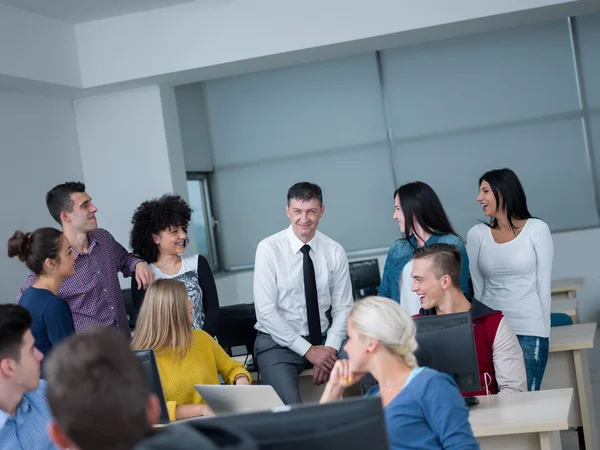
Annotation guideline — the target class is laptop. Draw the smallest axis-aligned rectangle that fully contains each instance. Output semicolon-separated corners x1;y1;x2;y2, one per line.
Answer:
194;384;285;415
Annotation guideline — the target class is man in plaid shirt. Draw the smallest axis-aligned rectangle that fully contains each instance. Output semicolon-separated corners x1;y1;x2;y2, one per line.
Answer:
15;182;154;338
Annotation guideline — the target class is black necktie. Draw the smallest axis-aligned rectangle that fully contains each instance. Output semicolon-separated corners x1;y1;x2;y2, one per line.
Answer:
301;244;322;345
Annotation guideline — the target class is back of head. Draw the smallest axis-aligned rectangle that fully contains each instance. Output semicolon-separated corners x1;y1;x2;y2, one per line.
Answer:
130;194;192;263
478;168;532;226
0;305;32;362
412;243;462;290
287;182;323;205
46;181;86;225
394;181;458;245
45;327;151;450
131;279;192;359
349;296;418;367
7;227;63;275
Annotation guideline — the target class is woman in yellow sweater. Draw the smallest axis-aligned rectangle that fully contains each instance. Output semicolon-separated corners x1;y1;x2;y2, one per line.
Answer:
131;279;251;421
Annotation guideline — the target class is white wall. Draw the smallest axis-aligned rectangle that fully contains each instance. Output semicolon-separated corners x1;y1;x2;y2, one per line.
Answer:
0;4;80;89
0;88;83;303
73;84;195;288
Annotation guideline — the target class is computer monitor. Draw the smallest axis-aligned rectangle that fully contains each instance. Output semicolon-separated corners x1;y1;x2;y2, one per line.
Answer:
349;259;381;300
413;312;481;395
185;396;388;450
134;349;170;425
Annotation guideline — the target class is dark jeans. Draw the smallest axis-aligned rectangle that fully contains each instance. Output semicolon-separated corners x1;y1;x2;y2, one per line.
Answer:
254;332;347;405
517;335;549;391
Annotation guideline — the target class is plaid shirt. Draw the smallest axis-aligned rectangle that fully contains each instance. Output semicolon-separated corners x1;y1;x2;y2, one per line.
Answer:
16;228;141;338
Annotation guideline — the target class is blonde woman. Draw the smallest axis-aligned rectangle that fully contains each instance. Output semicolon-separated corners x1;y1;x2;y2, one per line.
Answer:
131;279;251;421
320;297;479;450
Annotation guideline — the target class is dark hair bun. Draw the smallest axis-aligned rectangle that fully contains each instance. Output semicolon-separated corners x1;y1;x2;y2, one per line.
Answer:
7;231;31;262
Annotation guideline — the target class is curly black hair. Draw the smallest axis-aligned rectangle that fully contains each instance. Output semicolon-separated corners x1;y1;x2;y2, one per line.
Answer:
130;194;192;263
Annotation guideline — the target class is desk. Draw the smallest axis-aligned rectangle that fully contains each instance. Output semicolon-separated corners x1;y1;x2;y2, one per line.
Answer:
551;278;584;299
551;298;578;323
471;388;573;450
542;323;597;450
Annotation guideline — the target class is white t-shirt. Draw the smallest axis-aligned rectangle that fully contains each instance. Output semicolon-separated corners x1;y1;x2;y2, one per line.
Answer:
150;255;204;330
399;261;422;316
466;219;554;338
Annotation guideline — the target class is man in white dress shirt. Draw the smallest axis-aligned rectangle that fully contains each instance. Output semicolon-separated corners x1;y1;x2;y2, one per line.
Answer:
253;182;354;405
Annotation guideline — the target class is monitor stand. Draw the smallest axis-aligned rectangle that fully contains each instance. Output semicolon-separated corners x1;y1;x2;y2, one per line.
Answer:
464;396;479;407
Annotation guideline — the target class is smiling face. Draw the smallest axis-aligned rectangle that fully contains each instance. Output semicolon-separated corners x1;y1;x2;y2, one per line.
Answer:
55;235;76;278
393;194;406;233
153;225;187;257
410;257;445;310
476;180;501;217
286;198;324;243
62;192;98;232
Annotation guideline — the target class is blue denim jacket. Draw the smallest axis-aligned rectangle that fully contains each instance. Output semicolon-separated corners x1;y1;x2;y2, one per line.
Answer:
377;233;470;303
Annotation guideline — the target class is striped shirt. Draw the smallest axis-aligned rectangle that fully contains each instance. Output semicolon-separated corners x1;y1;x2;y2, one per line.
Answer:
0;380;57;450
16;229;141;339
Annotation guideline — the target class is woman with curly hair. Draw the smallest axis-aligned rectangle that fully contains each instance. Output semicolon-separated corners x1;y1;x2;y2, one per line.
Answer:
130;194;220;336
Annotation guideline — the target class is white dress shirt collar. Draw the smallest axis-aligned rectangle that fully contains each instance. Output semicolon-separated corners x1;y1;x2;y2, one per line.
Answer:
286;225;318;254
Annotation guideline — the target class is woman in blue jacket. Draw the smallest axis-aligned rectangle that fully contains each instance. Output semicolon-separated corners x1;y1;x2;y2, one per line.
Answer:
378;181;469;315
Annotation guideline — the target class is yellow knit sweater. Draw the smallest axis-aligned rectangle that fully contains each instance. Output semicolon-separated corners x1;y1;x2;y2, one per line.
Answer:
155;329;251;421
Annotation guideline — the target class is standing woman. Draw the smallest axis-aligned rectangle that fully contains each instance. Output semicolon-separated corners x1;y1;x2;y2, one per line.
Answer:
378;182;470;316
130;194;220;336
8;228;76;361
467;168;553;391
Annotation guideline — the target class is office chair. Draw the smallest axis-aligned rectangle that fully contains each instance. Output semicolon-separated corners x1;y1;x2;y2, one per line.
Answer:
550;312;573;328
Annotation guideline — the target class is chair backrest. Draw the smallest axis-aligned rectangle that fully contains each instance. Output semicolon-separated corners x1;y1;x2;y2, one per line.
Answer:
550;312;573;328
216;304;257;357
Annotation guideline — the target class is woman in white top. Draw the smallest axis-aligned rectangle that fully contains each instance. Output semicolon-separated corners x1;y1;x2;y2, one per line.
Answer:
129;194;220;336
467;168;553;391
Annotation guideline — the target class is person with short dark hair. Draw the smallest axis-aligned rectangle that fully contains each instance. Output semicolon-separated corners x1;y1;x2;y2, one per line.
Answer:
130;194;220;336
15;182;155;338
7;228;75;363
45;327;161;450
467;168;553;391
0;305;55;449
412;243;526;396
378;182;470;316
254;182;353;405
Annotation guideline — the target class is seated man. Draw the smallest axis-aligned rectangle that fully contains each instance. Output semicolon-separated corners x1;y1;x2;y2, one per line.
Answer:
0;305;55;449
411;243;526;395
254;182;353;405
45;327;252;450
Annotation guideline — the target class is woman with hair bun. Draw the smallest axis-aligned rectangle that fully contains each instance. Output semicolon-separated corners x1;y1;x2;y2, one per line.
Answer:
8;228;76;363
320;296;478;450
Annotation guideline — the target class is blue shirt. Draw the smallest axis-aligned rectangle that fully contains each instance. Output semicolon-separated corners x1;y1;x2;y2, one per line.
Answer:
367;368;479;450
19;287;75;364
0;380;58;450
378;234;470;303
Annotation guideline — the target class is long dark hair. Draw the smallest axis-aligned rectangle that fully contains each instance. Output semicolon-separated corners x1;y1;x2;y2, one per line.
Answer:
395;182;459;248
479;168;533;233
7;228;63;275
